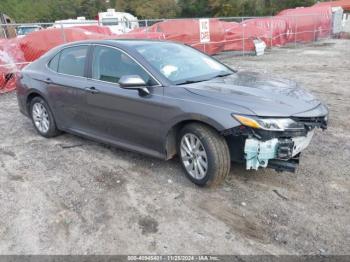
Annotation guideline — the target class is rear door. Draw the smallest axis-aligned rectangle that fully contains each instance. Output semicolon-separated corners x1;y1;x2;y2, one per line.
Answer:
83;45;165;156
46;45;90;130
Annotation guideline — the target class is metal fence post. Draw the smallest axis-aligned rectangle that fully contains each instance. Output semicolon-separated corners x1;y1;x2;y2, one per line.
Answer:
313;14;316;42
204;18;206;54
294;15;297;48
3;24;8;38
329;12;332;39
242;17;245;56
270;16;273;50
60;23;66;43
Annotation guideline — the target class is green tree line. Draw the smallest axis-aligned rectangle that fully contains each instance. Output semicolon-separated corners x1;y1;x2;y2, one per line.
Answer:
0;0;329;23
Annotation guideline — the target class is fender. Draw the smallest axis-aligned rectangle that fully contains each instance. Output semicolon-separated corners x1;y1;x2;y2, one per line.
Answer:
161;113;241;159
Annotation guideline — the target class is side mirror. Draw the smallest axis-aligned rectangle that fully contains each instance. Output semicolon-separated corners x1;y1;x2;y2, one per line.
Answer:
119;75;146;88
118;75;150;96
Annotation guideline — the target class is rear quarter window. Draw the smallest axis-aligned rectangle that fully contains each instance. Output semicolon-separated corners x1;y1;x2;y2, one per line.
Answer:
48;53;60;72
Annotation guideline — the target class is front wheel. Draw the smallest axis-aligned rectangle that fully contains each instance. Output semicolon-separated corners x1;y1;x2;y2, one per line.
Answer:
178;123;231;187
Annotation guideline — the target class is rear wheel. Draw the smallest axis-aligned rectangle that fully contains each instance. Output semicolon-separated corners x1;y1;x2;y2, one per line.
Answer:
178;123;231;187
30;97;60;138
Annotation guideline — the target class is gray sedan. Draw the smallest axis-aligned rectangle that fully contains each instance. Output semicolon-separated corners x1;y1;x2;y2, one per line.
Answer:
16;40;328;186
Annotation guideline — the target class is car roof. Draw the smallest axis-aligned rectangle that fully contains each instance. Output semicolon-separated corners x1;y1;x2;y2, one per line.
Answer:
63;39;179;49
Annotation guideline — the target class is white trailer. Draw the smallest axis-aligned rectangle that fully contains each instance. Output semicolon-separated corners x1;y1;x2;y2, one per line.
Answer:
52;17;98;28
98;9;139;34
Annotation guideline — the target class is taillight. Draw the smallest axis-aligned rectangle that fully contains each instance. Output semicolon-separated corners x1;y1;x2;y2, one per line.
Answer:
16;72;23;80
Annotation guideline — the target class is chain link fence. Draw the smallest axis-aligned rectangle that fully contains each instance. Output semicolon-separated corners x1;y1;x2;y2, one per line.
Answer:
0;13;342;93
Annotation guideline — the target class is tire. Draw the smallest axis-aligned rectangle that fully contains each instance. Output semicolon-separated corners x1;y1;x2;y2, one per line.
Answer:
30;96;60;138
177;123;231;187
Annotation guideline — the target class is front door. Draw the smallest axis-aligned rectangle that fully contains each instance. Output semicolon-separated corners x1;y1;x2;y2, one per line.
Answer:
83;45;165;157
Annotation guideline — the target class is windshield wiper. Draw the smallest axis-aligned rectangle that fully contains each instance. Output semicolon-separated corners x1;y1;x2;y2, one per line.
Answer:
176;72;233;85
215;73;233;77
202;72;233;82
176;79;207;85
214;72;233;78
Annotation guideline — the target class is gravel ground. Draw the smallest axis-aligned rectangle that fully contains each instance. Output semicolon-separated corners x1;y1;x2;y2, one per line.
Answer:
0;39;349;255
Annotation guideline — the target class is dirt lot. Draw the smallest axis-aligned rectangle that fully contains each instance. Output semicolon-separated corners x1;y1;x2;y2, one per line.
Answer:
0;39;349;255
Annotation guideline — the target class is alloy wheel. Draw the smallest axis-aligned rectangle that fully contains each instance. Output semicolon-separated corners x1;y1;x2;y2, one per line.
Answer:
180;133;208;179
32;102;50;133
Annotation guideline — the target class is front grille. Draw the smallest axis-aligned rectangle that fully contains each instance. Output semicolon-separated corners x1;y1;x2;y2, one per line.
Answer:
292;116;325;123
292;116;328;129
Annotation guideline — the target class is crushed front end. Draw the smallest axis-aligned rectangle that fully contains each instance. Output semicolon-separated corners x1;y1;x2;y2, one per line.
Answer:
224;112;328;173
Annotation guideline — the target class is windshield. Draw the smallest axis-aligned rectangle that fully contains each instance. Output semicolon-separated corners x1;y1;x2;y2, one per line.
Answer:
17;26;40;36
102;18;119;26
134;42;233;85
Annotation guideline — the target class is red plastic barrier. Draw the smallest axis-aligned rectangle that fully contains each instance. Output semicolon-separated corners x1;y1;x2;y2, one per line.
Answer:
117;31;166;40
220;21;263;51
0;27;113;93
71;25;114;35
277;5;332;42
129;19;226;55
314;0;350;11
0;38;25;93
18;27;113;62
243;18;289;47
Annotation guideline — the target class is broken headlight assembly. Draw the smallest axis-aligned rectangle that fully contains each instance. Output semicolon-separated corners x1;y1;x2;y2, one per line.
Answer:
232;114;317;172
233;115;305;131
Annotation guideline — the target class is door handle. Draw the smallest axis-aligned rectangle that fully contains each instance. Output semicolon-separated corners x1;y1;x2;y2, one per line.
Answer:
85;86;100;94
43;78;52;84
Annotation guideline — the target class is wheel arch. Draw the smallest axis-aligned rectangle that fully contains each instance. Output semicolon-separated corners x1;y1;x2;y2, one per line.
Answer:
26;90;47;113
25;91;59;129
164;118;225;160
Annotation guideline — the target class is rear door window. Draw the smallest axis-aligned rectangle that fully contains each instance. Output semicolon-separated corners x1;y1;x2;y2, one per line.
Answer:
57;46;88;77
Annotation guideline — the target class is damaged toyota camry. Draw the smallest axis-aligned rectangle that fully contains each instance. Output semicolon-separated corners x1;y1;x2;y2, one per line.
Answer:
16;40;328;186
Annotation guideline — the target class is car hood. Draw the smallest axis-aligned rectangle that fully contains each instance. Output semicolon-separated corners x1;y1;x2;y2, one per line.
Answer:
182;71;322;117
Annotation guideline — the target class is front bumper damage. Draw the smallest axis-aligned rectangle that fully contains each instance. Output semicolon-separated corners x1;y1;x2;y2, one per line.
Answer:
244;130;314;172
224;114;328;173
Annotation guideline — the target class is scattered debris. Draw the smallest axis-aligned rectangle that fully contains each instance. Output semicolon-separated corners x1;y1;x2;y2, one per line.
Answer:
273;189;289;200
174;192;185;200
0;148;16;158
241;202;247;207
59;144;84;149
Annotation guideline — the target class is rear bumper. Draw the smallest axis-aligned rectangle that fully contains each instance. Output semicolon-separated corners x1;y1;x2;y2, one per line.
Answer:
16;92;29;117
15;75;30;117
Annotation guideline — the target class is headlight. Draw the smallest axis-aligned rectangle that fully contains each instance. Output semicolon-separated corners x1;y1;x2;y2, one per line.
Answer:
233;115;304;131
